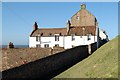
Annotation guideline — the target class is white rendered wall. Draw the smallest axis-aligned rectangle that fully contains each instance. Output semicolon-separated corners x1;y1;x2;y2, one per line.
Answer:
99;30;108;40
29;36;64;48
40;36;64;48
64;36;97;49
29;37;36;48
29;36;97;49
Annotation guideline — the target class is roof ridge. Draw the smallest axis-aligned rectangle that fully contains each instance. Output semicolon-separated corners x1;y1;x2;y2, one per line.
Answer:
38;28;66;29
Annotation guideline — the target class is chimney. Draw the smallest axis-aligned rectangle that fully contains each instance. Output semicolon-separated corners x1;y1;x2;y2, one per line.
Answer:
81;4;86;9
33;22;38;31
7;42;14;48
66;20;71;33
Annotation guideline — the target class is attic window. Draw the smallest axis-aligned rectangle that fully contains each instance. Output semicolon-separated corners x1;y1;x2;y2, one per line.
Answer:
76;16;79;20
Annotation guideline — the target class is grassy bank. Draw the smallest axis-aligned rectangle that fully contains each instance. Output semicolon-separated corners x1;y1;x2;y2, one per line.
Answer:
55;36;119;78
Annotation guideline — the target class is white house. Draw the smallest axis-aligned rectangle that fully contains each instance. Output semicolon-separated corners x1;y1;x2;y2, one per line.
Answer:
29;4;100;49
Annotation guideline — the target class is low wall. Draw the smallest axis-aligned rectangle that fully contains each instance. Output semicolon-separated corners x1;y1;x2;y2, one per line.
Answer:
52;47;65;54
2;44;97;79
90;42;97;53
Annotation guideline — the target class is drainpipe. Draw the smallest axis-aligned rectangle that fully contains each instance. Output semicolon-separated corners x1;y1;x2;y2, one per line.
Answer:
96;22;99;48
63;35;64;48
82;27;85;45
38;35;41;47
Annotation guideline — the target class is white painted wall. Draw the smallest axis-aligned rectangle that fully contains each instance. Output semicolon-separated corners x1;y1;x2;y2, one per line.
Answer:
99;30;109;41
40;36;64;48
29;37;36;48
29;35;97;49
64;36;97;49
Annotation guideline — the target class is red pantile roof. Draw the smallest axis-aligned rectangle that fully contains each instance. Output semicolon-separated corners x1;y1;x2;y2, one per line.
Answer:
30;26;96;37
30;28;67;37
68;26;96;36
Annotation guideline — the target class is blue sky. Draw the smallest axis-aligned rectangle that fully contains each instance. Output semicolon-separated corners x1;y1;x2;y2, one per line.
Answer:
2;2;118;45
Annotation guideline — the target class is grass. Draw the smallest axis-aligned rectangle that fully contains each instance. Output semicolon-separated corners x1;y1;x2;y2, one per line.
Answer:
54;35;119;78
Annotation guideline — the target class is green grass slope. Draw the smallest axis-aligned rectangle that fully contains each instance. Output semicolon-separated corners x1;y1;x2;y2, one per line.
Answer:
55;36;119;78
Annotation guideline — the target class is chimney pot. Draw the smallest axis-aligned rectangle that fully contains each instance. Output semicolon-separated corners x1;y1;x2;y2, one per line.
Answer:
81;4;86;9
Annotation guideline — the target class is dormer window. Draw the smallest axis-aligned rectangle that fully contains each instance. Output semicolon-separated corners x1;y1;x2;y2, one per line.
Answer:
76;16;79;20
49;33;52;36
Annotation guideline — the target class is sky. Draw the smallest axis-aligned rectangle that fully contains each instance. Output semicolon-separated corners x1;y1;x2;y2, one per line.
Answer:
2;2;118;45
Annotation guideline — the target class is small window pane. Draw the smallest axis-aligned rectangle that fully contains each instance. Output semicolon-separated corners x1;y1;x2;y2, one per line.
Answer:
55;35;59;41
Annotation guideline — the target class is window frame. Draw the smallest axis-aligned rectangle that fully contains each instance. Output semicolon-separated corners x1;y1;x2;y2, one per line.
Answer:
44;44;49;48
55;35;59;41
36;36;40;42
36;44;41;48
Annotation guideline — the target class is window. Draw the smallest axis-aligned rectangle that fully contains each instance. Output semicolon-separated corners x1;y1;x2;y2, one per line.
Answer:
36;36;40;41
76;16;79;20
44;44;49;48
36;44;40;48
71;34;75;41
55;44;59;47
87;34;91;41
55;35;59;41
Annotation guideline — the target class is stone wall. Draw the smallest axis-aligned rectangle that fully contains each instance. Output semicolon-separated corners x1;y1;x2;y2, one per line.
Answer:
91;42;97;53
52;47;65;54
2;44;97;79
